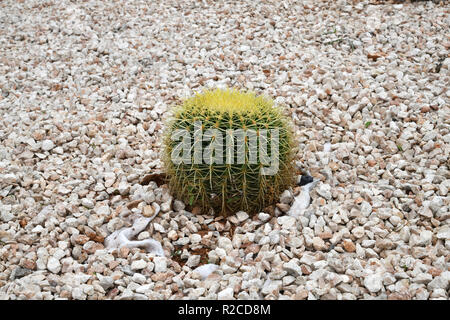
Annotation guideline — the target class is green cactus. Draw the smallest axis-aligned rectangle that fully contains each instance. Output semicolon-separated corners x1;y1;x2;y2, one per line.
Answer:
162;88;296;216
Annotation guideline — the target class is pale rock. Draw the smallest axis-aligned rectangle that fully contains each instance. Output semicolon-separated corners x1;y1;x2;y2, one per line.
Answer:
131;260;147;271
118;181;130;195
364;273;383;293
218;287;234;300
258;212;271;222
192;264;219;280
312;237;327;251
277;216;296;229
42;140;55;151
81;198;94;209
132;273;146;285
283;259;303;277
173;200;185;212
436;225;450;240
47;257;61;274
186;255;201;268
236;211;249;222
316;183;332;200
410;230;432;247
352;226;365;238
261;279;282;295
95;205;110;216
154;257;167;273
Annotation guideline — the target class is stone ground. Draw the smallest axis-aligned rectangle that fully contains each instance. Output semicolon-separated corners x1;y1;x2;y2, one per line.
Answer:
0;0;449;300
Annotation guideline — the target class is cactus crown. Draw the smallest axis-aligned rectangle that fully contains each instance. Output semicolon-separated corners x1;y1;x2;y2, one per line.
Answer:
163;88;296;216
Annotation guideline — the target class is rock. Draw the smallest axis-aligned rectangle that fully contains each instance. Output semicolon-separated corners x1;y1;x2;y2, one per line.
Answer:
142;205;155;217
377;208;392;219
173;200;185;212
299;253;316;266
97;274;114;290
132;273;146;285
360;202;372;216
280;190;293;204
104;172;116;187
316;183;332;200
277;216;296;229
95;205;110;216
410;230;432;247
1;207;14;222
276;203;290;213
312;237;327;251
258;212;271;222
3;173;18;185
81;198;95;209
192;264;219;280
383;273;396;286
436;225;450;240
283;259;303;277
131;260;147;271
283;275;296;286
190;234;202;244
168;230;178;241
427;272;449;291
236;211;249;222
9;267;32;280
351;226;365;238
376;239;396;250
160;201;172;212
47;257;61;274
364;273;383;293
57;185;71;195
154;257;167;273
71;287;85;300
118;181;130;195
343;239;356;252
153;223;165;233
135;284;154;294
186;255;201;268
41;140;55;151
88;214;104;228
294;288;308;300
261;280;282;295
413;273;432;284
218;287;234;300
217;237;233;251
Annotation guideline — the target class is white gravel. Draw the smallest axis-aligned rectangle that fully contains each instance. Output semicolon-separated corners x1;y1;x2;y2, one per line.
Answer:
0;0;449;300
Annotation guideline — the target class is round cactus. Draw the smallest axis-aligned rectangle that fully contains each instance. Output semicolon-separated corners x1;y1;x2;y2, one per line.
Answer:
162;88;296;216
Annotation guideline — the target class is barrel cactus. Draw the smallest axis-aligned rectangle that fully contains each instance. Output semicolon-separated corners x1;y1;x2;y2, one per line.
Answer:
162;88;296;216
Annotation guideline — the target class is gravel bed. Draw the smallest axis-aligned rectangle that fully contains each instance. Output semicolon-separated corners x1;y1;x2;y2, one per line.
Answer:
0;0;449;300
